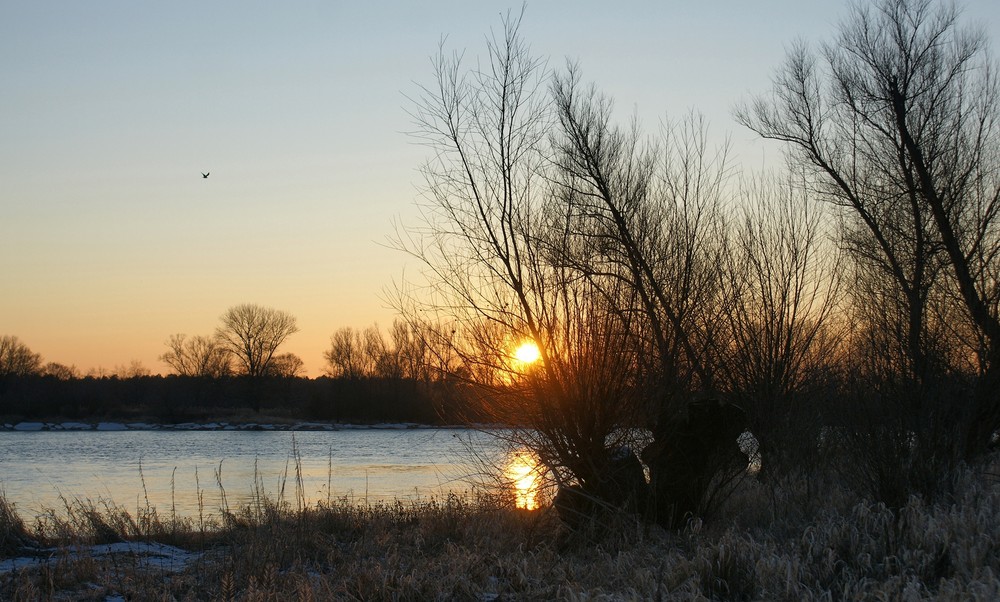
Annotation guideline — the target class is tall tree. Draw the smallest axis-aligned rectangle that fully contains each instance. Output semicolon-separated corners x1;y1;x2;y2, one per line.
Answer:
400;12;753;527
549;70;744;527
738;0;1000;462
398;11;658;518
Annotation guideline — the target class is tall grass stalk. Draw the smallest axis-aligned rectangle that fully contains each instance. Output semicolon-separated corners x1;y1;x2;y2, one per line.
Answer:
169;466;177;528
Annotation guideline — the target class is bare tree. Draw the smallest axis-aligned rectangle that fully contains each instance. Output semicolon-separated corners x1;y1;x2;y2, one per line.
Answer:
267;352;305;378
360;327;387;377
86;366;111;379
0;335;43;377
215;304;298;377
160;334;232;377
551;74;731;400
42;362;79;380
113;360;150;379
738;0;1000;482
398;11;662;520
324;327;366;379
737;42;941;392
384;320;438;380
399;12;758;528
718;172;844;477
550;70;745;527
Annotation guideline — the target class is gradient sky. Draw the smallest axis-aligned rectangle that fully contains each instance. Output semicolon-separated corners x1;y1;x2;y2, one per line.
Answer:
3;1;998;377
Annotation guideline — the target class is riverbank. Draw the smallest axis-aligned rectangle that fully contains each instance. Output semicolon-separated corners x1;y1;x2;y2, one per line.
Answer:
0;420;446;432
0;374;474;427
2;461;999;600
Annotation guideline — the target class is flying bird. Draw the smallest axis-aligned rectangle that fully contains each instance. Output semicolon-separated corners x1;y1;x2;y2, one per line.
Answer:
201;172;210;178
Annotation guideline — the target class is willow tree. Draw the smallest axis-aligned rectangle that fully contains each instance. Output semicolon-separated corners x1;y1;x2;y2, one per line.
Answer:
398;12;653;515
399;11;760;527
548;70;746;527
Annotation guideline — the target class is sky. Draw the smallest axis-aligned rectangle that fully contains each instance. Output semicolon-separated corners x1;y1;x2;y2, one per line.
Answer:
2;1;999;377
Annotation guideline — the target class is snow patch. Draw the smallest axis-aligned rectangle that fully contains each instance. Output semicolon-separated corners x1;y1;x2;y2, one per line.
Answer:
294;422;335;431
0;542;201;575
13;422;45;431
96;422;128;431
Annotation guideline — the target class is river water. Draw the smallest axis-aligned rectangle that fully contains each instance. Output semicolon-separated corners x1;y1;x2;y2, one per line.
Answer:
0;428;518;519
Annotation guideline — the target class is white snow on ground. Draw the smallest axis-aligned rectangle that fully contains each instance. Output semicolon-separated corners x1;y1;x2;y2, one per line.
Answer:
0;542;201;575
96;422;128;431
12;422;44;431
61;422;93;430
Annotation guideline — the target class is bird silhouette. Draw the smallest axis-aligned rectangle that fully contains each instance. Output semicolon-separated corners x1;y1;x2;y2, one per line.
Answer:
201;172;210;178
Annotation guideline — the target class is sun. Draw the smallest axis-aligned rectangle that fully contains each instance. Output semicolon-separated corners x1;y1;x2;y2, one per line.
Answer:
513;341;541;364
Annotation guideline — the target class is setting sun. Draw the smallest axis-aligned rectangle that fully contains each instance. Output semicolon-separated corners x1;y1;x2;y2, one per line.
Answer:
513;341;541;364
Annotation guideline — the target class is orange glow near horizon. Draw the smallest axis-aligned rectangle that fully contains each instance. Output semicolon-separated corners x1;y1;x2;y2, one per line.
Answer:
505;451;542;510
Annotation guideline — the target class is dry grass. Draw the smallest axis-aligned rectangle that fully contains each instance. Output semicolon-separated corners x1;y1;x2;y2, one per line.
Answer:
0;494;32;557
1;459;999;600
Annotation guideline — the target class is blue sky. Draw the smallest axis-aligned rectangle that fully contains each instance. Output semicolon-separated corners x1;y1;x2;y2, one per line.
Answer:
2;1;998;376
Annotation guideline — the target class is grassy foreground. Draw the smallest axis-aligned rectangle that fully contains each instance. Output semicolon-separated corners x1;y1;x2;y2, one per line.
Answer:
1;463;1000;601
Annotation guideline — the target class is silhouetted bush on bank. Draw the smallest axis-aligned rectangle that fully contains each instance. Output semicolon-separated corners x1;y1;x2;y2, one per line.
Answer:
0;375;475;425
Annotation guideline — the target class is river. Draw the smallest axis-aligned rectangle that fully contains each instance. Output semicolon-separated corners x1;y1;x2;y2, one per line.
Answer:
0;428;522;519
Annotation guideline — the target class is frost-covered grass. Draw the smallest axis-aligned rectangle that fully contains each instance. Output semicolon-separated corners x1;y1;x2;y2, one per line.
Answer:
1;460;999;600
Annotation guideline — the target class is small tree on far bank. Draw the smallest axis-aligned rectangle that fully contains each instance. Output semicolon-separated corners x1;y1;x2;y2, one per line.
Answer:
0;335;43;378
42;362;79;380
215;304;298;378
160;334;232;377
267;352;305;378
324;321;441;381
324;326;378;379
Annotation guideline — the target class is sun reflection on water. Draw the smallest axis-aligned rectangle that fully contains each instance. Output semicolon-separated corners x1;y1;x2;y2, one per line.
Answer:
505;451;542;510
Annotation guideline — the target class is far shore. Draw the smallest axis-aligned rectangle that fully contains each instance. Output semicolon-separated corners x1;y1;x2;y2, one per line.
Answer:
0;420;480;432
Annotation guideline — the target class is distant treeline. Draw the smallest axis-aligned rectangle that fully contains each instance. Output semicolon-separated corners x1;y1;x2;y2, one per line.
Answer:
0;375;482;425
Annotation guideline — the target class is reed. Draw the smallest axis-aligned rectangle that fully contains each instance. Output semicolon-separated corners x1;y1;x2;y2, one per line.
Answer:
0;492;33;556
